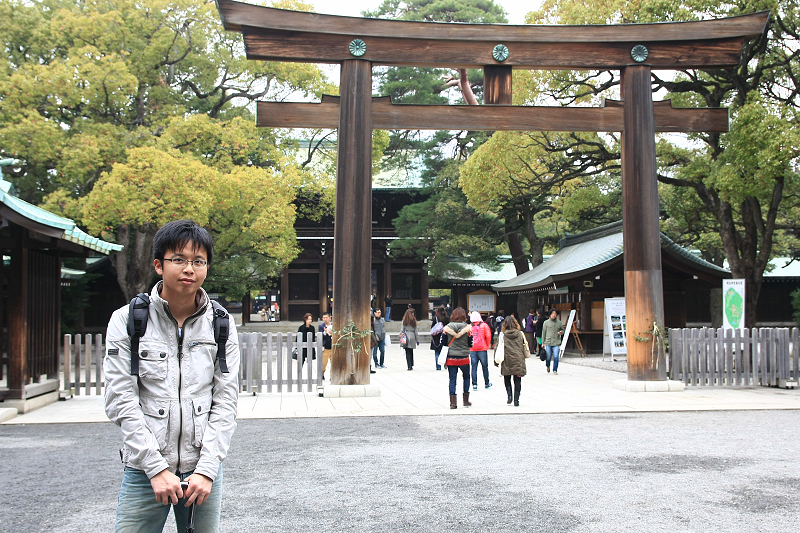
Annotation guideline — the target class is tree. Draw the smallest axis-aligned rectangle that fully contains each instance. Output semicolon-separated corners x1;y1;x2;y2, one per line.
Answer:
460;129;621;269
525;0;800;326
0;0;329;204
391;161;505;280
14;0;333;304
69;145;300;301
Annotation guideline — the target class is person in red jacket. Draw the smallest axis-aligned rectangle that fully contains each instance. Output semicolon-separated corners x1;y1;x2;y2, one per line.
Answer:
469;311;493;391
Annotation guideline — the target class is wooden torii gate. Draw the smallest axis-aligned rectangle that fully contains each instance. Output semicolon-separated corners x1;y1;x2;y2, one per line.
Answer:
216;0;768;386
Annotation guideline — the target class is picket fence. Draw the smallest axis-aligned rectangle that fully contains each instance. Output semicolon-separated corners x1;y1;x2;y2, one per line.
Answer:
60;332;324;396
667;327;799;387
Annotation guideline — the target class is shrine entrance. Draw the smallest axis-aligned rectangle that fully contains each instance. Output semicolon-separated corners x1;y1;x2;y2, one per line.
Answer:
216;0;768;386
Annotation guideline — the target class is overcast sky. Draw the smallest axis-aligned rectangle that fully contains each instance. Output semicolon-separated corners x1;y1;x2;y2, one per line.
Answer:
307;0;543;24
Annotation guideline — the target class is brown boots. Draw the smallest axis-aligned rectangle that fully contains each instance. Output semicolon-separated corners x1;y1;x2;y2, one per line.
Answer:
450;393;472;409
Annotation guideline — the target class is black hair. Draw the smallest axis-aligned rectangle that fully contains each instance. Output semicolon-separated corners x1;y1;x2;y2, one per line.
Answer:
152;220;214;264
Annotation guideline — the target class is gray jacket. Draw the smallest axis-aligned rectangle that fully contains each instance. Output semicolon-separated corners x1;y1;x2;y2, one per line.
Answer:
373;317;386;341
104;282;240;481
401;324;418;347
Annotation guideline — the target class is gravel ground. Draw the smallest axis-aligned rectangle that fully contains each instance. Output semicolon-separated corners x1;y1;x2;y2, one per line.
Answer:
2;411;798;533
561;354;628;373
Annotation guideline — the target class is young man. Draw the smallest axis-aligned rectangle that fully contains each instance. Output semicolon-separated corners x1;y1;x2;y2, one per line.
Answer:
542;309;564;375
104;220;240;532
318;312;333;379
371;308;386;368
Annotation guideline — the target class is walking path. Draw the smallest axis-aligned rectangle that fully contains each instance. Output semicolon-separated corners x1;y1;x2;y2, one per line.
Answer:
4;342;798;425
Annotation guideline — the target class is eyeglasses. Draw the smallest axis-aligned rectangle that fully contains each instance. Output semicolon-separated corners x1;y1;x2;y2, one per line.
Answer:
163;258;209;269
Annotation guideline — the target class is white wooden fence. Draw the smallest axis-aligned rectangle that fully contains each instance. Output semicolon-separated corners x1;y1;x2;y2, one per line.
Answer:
61;334;104;395
667;328;799;387
60;332;324;396
238;332;324;394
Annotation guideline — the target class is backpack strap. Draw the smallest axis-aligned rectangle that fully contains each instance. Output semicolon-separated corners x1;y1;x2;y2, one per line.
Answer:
210;300;230;374
126;293;151;376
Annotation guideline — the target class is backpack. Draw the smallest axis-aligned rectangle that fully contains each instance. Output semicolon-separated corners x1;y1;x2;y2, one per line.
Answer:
127;293;230;376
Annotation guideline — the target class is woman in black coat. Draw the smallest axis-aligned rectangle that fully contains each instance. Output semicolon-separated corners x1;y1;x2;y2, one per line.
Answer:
297;312;316;364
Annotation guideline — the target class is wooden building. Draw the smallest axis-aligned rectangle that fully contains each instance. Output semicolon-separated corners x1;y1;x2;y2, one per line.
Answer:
281;188;429;321
492;222;730;353
0;172;122;402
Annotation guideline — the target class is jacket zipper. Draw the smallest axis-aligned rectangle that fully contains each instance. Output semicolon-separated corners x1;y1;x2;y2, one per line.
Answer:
177;326;183;474
162;295;207;474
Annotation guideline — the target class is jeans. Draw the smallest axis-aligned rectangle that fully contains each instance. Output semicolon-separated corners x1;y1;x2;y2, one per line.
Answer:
385;307;391;322
114;466;223;533
448;364;470;395
470;350;490;386
434;348;442;370
372;339;385;366
545;345;560;372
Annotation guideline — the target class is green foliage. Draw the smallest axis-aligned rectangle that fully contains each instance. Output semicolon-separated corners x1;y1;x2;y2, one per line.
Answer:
3;0;334;301
392;165;505;280
0;0;330;203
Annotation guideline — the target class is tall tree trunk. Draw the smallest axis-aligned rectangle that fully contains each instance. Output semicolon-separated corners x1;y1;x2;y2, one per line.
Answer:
521;211;545;267
504;219;529;275
112;224;157;301
241;291;250;325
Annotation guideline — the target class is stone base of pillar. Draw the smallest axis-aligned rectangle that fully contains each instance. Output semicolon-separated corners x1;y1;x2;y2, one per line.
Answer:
612;379;685;392
2;390;60;414
323;385;381;398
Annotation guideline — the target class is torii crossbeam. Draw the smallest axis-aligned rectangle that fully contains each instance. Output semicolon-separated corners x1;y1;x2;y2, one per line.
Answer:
216;0;769;386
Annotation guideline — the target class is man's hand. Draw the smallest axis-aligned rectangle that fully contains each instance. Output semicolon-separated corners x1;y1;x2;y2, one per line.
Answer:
184;473;213;507
150;469;183;505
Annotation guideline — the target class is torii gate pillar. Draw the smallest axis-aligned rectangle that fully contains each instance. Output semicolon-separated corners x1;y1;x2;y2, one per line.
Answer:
621;65;666;381
330;60;373;385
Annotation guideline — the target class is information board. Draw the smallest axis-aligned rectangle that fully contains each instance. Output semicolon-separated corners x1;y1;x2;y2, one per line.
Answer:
467;292;496;313
604;297;627;358
722;279;746;331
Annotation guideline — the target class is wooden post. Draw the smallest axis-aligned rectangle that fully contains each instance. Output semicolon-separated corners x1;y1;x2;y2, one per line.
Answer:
319;254;327;317
383;255;391;319
280;267;289;322
331;59;373;385
421;267;429;321
8;226;28;395
484;66;513;105
621;65;666;382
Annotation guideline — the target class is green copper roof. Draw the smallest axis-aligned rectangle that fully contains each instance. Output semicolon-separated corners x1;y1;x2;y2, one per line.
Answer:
0;178;123;255
493;221;729;293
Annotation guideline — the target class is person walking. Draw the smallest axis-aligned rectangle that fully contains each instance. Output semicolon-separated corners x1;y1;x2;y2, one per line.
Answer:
297;313;316;365
496;315;528;406
542;309;564;374
469;311;493;390
443;307;472;409
525;308;537;355
371;308;387;368
318;312;333;380
401;308;418;370
430;306;449;370
385;294;393;321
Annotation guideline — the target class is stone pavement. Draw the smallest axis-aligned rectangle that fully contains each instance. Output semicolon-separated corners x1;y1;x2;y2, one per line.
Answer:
4;343;799;425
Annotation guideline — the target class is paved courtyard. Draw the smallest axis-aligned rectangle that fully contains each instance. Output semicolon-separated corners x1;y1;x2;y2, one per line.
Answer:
1;411;798;533
2;342;799;532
